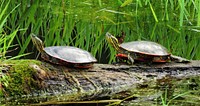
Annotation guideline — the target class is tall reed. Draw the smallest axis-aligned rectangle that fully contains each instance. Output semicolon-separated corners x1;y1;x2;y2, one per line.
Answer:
3;0;200;63
0;0;19;60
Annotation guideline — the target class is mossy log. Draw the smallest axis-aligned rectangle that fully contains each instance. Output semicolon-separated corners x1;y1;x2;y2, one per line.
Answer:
1;60;200;105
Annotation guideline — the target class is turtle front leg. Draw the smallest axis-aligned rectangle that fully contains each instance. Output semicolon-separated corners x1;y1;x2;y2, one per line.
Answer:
127;53;134;64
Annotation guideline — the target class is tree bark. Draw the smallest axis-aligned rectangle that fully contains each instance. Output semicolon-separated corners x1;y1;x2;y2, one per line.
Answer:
1;60;200;105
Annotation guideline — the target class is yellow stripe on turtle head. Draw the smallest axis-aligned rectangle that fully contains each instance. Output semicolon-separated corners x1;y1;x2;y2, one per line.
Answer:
31;33;44;53
106;32;121;52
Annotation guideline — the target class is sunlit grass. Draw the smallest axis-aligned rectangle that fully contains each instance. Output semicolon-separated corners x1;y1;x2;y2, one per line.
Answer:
161;89;191;106
3;0;200;63
0;0;17;60
0;0;29;61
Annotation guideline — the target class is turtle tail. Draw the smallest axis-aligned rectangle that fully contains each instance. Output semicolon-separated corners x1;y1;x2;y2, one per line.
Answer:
170;55;190;63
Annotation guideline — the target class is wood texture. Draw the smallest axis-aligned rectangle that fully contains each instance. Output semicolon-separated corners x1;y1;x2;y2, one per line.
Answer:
2;60;200;105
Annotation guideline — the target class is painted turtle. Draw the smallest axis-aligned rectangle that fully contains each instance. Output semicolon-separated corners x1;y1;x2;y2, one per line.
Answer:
31;34;97;68
106;32;189;64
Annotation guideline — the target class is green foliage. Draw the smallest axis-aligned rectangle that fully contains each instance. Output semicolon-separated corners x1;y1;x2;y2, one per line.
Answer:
3;0;200;63
0;0;26;60
161;87;190;106
0;0;30;61
159;77;200;106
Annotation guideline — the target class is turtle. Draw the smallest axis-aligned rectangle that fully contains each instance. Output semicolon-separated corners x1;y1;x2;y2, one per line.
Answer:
106;32;190;64
31;34;97;68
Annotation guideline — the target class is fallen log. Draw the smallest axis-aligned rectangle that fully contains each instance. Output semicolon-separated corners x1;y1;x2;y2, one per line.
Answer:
1;60;200;105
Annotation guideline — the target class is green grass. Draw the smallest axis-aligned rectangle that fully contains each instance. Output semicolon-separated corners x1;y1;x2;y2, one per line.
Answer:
0;0;30;61
1;0;200;63
0;0;18;60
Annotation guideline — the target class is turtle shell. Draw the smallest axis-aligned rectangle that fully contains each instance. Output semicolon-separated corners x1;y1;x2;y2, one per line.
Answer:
41;46;97;67
117;41;171;63
120;41;170;56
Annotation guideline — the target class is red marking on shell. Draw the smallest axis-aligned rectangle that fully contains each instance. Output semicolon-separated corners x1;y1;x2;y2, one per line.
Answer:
116;54;128;58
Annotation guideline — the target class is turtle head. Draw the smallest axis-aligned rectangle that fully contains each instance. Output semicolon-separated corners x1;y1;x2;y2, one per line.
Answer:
31;34;44;53
106;32;122;52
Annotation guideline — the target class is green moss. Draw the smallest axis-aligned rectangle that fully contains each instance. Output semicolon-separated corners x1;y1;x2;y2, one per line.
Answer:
1;60;43;97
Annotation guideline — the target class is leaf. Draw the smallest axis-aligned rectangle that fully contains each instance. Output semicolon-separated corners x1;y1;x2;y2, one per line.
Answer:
120;0;133;7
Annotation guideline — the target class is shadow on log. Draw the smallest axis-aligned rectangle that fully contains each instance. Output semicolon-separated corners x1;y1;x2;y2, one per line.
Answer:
1;60;200;105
